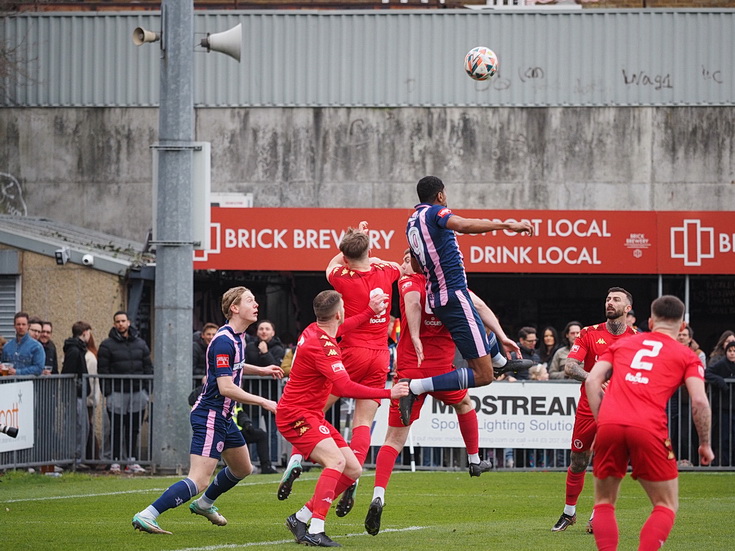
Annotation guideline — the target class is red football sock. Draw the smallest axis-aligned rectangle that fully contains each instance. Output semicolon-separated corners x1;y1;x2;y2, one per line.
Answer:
310;468;342;521
565;467;586;506
638;505;675;551
350;425;372;466
593;503;619;551
374;445;400;490
456;409;479;455
333;473;357;499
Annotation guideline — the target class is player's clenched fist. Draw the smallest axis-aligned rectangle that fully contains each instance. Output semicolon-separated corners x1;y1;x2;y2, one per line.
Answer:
390;380;410;399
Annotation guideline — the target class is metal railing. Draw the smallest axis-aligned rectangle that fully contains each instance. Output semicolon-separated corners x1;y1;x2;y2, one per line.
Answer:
2;375;733;472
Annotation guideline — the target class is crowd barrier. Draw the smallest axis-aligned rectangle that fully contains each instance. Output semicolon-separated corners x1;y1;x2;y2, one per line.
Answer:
1;375;733;472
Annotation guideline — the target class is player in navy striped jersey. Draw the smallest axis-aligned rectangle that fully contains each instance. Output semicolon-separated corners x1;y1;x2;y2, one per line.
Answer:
399;176;534;424
132;287;283;535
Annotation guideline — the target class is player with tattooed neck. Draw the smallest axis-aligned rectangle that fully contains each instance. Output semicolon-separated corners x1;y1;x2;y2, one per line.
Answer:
551;287;636;535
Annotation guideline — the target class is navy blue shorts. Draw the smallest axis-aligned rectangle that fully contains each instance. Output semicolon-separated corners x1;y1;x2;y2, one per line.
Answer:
190;407;246;459
432;288;497;360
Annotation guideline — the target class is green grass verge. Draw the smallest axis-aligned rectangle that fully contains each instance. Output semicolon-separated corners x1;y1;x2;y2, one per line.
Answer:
2;469;733;550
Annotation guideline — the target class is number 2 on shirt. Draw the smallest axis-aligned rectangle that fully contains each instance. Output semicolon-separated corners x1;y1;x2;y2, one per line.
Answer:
630;340;663;371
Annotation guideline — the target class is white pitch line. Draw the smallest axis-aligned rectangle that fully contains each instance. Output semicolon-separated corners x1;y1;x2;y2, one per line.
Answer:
171;526;427;551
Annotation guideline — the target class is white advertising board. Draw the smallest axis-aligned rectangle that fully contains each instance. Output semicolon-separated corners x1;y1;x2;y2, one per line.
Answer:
0;381;35;452
370;381;580;450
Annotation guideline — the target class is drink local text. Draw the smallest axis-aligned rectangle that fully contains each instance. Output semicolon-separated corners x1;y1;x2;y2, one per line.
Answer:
469;245;601;265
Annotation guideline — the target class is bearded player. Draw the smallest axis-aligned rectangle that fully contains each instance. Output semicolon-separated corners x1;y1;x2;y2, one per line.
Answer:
551;287;637;534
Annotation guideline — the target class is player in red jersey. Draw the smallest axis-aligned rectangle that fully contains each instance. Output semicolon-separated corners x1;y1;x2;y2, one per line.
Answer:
277;290;409;547
363;250;520;536
300;221;403;516
586;295;713;551
552;287;637;534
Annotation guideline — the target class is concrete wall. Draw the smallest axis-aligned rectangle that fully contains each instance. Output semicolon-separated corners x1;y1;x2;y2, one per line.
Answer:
1;106;733;242
1;245;127;361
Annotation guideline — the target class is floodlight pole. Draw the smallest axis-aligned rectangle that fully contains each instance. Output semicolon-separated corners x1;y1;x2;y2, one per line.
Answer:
151;0;195;473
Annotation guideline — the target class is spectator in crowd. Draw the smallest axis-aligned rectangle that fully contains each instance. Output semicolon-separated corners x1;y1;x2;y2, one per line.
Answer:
677;324;706;365
625;309;640;332
538;326;560;367
85;331;102;465
509;326;541;380
549;321;582;380
62;321;93;469
27;317;43;341
98;311;153;474
192;323;218;384
245;319;286;473
1;311;45;376
708;330;735;366
40;321;59;374
705;340;735;467
529;364;549;380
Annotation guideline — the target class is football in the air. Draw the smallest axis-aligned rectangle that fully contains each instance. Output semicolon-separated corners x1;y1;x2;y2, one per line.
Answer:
464;46;499;81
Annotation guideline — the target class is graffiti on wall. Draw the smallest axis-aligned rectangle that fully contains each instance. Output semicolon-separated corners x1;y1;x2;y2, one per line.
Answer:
0;173;28;216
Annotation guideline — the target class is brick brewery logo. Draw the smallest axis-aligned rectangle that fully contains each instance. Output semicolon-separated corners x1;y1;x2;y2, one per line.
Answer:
670;219;714;266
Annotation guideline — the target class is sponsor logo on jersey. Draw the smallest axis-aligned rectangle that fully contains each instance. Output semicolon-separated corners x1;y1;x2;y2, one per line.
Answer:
424;319;443;327
369;316;387;324
625;372;649;384
573;438;584;450
401;281;413;291
570;344;580;353
319;425;330;435
437;207;452;218
216;354;230;369
331;362;345;373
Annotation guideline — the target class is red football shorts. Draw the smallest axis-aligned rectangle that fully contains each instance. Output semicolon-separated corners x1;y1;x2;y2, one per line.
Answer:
341;347;390;403
276;411;347;461
570;413;597;453
387;365;467;427
593;424;678;482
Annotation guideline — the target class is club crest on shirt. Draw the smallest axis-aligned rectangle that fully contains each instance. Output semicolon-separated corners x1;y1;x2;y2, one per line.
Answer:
216;354;229;369
331;362;345;373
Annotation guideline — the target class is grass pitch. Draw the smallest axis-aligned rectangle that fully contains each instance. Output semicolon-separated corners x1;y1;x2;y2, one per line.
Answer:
2;468;733;550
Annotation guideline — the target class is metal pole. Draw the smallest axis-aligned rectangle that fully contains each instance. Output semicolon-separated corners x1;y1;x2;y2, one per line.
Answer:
152;0;194;473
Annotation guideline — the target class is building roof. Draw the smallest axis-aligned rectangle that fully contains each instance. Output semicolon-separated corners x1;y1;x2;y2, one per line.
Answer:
0;215;154;276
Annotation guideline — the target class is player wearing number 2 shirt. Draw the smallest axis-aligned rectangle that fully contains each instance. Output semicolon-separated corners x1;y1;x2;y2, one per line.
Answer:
586;295;713;551
552;287;637;534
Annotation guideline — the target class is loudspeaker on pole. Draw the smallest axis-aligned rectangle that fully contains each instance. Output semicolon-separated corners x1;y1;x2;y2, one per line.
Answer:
200;23;242;62
132;27;161;46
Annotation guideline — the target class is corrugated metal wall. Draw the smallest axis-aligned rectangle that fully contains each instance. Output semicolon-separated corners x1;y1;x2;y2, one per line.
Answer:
2;9;733;107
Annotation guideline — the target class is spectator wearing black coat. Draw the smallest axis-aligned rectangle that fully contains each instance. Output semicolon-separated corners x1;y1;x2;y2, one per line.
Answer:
705;341;735;467
192;322;218;386
62;321;92;466
243;320;285;469
97;311;153;474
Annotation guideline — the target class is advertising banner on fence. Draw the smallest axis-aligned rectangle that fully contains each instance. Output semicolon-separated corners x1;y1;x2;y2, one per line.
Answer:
370;381;581;450
194;208;735;274
0;381;34;453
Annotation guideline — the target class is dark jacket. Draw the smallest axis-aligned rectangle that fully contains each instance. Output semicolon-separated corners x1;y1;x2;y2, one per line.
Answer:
97;326;153;395
42;340;59;374
245;336;286;367
705;357;735;411
62;336;88;398
510;343;541;380
192;331;208;379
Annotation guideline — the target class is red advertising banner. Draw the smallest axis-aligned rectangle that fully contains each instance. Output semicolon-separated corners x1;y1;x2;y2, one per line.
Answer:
193;208;735;275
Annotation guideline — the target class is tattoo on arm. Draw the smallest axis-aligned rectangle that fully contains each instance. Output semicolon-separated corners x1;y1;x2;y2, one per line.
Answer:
565;358;587;382
691;403;712;446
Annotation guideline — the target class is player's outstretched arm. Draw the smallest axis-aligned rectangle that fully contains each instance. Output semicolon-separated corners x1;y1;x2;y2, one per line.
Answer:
685;376;715;465
585;360;612;420
241;363;284;379
446;215;534;236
